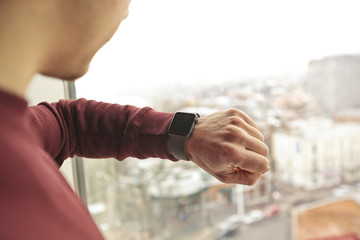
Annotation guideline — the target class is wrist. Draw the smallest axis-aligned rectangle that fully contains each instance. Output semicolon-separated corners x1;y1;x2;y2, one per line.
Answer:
167;112;200;160
184;117;204;161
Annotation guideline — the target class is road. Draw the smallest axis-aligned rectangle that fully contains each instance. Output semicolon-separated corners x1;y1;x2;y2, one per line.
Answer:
226;212;290;240
154;185;358;240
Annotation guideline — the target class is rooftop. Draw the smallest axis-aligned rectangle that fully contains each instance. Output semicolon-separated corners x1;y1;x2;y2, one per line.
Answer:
293;199;360;240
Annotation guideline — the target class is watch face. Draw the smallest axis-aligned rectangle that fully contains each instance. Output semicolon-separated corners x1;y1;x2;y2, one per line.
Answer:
168;112;197;136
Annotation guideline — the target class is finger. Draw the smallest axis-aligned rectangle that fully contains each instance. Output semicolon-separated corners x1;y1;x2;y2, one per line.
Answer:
228;116;264;142
245;124;265;142
236;109;259;130
226;109;259;130
224;123;265;152
223;169;262;185
233;149;269;173
233;165;270;175
244;134;269;157
237;171;262;186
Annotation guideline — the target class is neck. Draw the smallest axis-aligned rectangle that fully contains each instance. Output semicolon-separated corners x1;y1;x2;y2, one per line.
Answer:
0;50;37;98
0;3;47;98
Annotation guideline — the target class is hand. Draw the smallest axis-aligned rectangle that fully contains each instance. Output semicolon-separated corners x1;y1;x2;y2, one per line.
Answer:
186;109;269;185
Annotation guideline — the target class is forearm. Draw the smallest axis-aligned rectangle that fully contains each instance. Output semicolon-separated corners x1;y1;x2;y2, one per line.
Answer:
28;98;177;166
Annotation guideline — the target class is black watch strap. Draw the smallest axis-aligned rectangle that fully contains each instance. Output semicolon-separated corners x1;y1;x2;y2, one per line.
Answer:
169;135;188;160
168;112;200;161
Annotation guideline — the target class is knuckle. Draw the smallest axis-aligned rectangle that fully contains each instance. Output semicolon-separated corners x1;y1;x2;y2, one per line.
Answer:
238;110;246;119
226;109;249;125
228;116;243;127
226;108;240;117
223;126;240;142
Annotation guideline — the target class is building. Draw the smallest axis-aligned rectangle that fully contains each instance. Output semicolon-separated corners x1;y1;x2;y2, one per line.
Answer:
272;119;360;190
304;55;360;115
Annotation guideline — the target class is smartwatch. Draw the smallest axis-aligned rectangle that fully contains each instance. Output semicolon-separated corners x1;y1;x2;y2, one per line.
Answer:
167;112;200;160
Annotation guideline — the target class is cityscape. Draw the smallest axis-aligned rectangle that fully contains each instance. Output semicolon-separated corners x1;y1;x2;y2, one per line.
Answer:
82;54;360;240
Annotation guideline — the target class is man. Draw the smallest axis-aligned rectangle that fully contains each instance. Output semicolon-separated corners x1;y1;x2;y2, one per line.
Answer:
0;0;269;239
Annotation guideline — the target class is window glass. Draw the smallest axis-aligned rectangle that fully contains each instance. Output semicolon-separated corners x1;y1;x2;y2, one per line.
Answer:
76;0;360;239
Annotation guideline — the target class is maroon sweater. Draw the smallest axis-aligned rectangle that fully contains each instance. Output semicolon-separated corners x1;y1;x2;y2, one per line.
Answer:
0;89;175;239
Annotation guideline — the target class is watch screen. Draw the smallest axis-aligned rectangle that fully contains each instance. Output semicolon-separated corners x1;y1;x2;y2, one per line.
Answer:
169;112;197;136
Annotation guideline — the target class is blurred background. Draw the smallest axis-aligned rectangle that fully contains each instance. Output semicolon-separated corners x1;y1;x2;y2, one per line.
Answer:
27;0;360;239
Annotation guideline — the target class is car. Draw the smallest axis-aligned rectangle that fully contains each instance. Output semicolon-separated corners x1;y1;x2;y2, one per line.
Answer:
242;209;264;224
332;184;353;198
216;215;241;239
263;204;280;218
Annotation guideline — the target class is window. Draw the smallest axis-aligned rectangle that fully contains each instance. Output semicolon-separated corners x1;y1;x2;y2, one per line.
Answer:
74;0;360;239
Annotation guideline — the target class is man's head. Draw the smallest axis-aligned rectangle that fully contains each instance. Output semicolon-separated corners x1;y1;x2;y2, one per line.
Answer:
0;0;131;81
41;0;131;80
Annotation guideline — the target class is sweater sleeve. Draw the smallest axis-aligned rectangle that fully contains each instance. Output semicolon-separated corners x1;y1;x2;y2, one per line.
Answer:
28;98;177;166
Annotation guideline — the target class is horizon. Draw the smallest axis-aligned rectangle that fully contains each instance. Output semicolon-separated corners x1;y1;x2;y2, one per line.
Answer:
76;0;360;99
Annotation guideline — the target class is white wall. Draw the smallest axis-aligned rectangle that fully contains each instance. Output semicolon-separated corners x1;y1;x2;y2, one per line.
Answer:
272;122;360;190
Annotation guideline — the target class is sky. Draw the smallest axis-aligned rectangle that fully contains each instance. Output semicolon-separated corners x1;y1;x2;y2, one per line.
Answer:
76;0;360;100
